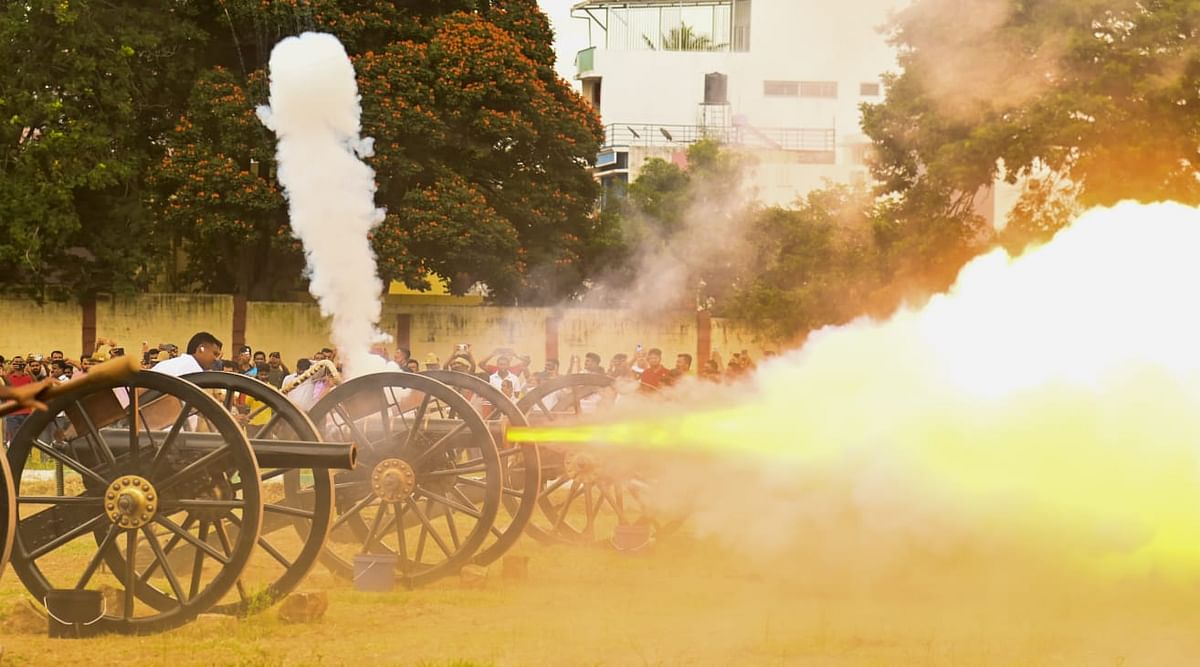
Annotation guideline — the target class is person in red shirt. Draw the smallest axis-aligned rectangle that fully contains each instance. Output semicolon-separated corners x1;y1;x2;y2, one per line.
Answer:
638;348;672;388
2;357;52;445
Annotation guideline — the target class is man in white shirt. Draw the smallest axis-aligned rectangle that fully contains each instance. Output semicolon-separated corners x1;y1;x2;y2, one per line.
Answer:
152;332;224;377
488;355;524;395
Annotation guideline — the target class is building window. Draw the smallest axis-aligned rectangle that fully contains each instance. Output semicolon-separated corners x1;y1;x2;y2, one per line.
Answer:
799;81;838;98
860;82;881;96
763;80;799;97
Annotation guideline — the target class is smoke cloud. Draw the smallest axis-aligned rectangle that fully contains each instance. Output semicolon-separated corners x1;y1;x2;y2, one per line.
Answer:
570;201;1200;591
258;32;388;377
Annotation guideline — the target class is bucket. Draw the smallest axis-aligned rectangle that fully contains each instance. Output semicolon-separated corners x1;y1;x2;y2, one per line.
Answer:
353;553;397;592
611;524;653;553
45;589;105;639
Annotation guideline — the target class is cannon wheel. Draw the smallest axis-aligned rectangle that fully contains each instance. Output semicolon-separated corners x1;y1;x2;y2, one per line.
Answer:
177;372;332;616
309;372;502;587
0;448;13;578
422;370;540;566
6;371;263;634
517;373;682;546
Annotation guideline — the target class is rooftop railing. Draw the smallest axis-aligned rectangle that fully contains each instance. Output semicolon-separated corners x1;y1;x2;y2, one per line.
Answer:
602;124;836;155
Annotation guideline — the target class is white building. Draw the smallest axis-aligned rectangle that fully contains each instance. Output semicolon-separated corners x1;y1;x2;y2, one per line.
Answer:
570;0;905;208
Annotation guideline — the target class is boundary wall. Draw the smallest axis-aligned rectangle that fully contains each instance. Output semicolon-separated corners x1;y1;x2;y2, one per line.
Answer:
0;296;775;371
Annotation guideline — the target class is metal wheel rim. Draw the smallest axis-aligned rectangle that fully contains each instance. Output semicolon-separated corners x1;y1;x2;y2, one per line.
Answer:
7;371;263;634
181;371;332;616
309;372;502;587
422;369;539;566
517;373;682;545
0;449;13;578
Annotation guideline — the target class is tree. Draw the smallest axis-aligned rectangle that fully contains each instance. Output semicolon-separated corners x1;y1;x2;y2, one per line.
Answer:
643;24;726;52
153;0;604;302
0;0;206;299
728;185;888;342
862;0;1200;262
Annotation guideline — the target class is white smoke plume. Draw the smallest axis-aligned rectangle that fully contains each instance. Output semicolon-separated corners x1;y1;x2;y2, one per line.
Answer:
258;32;388;377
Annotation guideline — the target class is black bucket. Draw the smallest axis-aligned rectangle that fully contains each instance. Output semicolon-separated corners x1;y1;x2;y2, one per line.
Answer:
45;589;106;639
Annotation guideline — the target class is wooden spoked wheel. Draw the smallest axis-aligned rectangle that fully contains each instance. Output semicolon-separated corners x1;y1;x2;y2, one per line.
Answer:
6;371;262;634
517;374;683;546
309;372;502;587
421;370;540;566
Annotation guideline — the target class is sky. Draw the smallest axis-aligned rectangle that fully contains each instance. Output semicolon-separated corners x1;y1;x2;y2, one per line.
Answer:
538;0;587;88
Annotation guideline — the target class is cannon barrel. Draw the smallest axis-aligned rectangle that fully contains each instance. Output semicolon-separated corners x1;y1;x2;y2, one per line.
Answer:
83;430;358;470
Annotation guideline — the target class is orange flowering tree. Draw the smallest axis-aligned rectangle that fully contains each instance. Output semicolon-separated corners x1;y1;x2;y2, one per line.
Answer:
153;0;606;302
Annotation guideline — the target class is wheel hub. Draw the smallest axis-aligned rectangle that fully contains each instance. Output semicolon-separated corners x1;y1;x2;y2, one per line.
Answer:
563;451;599;484
371;458;415;502
106;475;158;529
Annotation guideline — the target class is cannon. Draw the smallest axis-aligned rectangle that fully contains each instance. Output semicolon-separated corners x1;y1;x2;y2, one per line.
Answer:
421;370;540;566
3;366;355;633
306;372;507;587
516;373;684;546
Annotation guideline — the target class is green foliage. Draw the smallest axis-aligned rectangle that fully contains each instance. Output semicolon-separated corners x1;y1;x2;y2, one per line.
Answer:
862;0;1200;273
0;0;205;299
727;185;893;341
2;0;603;302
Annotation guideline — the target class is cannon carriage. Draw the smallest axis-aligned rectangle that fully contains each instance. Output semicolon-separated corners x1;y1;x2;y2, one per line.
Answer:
0;362;686;634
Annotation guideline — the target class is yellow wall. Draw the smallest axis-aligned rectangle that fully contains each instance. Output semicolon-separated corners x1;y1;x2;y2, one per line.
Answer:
558;308;696;367
245;301;332;369
96;294;233;359
0;296;783;371
398;305;552;365
0;298;82;359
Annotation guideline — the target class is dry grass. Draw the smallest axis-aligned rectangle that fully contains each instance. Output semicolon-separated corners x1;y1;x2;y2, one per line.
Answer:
4;525;1200;666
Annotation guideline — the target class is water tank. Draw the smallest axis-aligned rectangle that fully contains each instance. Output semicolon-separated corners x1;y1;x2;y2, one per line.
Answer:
704;72;728;105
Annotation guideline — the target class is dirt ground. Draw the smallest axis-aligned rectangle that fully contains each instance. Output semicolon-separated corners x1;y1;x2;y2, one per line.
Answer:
4;526;1200;666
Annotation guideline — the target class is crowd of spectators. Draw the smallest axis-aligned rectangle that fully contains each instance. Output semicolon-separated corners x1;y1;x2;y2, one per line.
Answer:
0;332;771;444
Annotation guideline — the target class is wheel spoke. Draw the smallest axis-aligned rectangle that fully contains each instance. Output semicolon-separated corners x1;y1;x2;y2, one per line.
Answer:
75;524;121;590
128;386;142;462
155;445;231;491
402;392;433;451
189;521;210;599
415;486;482;519
256;534;295;570
26;512;107;560
442;502;461;549
18;495;103;505
72;400;117;467
264;503;315;519
411;422;468;468
156;515;230;565
363;502;390;553
149;402;193;479
30;439;109;488
138;514;195;585
123;529;138;619
212;520;247;601
330;492;378;532
551;482;585;532
142;526;187;604
333;406;379;454
407;497;453;558
166;499;246;511
419;464;488;478
392;502;408;573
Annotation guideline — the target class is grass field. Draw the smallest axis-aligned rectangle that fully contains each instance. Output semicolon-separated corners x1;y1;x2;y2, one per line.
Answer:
5;522;1200;666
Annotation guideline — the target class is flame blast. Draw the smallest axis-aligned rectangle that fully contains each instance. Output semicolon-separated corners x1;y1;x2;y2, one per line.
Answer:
513;201;1200;580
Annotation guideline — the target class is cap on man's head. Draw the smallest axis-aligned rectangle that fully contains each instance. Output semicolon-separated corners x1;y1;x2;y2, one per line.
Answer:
425;353;440;364
239;345;252;355
269;351;281;359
